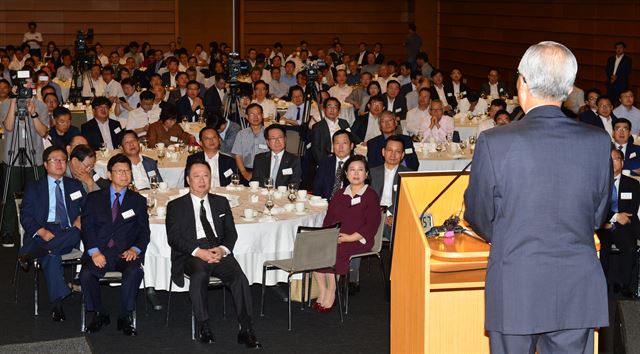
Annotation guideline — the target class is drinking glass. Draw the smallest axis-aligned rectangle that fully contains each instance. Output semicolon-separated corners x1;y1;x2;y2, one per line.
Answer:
231;173;240;188
157;148;166;162
150;176;159;190
264;178;274;192
146;194;156;215
265;195;275;217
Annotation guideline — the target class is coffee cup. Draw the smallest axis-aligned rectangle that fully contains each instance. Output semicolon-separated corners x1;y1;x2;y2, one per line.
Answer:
277;186;287;193
155;143;165;150
297;190;307;200
295;202;305;213
273;191;283;199
249;181;260;191
156;206;167;217
284;203;295;212
244;208;256;219
158;182;168;192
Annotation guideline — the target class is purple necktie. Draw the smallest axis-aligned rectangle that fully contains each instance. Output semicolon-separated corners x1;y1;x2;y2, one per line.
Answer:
108;192;120;248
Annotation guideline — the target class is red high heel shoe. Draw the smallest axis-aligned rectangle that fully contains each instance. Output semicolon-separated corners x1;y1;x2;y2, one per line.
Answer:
318;301;336;313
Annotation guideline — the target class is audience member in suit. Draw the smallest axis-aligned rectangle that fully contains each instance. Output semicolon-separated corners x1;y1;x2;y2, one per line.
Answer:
580;95;618;137
345;72;372;113
446;68;469;98
79;154;150;336
605;42;632;101
479;69;509;99
167;72;189;106
19;146;86;322
251;125;301;187
151;49;166;74
310;97;353;164
577;88;601;121
216;116;241;155
185;127;237;187
203;74;227;116
313;129;354;200
66;135;111;191
430;69;458;112
416;52;434;79
166;160;262;348
161;57;180;87
373;42;385;64
399;70;423;99
383;80;407;121
367;111;419;171
597;148;640;297
147;104;196;148
107;51;124;81
81;97;124;151
231;103;269;184
476;99;508;136
351;95;385;143
66;144;102;193
355;42;368;67
120;130;163;190
176;80;204;122
48;106;80;148
465;42;609;352
612;118;640;173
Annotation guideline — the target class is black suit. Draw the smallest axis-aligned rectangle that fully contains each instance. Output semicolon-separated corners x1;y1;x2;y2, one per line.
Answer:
430;85;458;110
79;188;150;313
580;112;618;132
80;118;124;151
383;94;407;120
204;86;225;116
399;83;414;99
313;155;347;200
161;72;178;87
374;53;385;65
444;81;469;98
177;95;201;122
251;151;301;187
366;134;419;171
606;54;632;100
597;174;640;291
479;81;508;98
184;152;237;187
166;193;254;329
310;118;352;164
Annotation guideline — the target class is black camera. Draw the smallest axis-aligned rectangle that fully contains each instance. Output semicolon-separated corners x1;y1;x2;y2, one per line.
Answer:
303;60;325;83
74;30;95;72
227;52;250;84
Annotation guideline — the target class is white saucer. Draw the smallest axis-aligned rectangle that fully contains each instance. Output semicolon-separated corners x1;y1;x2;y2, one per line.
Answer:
242;216;256;221
293;210;307;215
297;197;307;202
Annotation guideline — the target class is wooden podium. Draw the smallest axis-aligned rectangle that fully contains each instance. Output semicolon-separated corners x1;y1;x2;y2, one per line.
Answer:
390;171;490;354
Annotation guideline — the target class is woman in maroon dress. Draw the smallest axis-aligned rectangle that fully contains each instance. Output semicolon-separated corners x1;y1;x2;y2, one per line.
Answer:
313;155;381;312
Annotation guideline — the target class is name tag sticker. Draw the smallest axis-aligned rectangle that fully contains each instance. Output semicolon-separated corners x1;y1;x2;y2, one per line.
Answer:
93;174;101;182
461;91;467;95
393;184;398;192
351;197;361;206
122;209;135;219
404;148;414;154
306;142;312;149
499;88;504;92
447;92;453;97
114;127;121;134
218;213;226;217
70;190;83;201
630;152;637;159
345;128;351;132
395;108;401;113
170;136;178;142
223;169;233;178
147;170;156;177
621;192;633;200
282;168;293;176
258;144;268;150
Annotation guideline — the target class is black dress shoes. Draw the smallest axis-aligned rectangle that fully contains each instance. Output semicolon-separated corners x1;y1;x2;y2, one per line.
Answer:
17;254;32;272
197;321;215;344
237;329;263;349
117;315;137;336
85;312;110;333
348;282;360;295
51;303;65;322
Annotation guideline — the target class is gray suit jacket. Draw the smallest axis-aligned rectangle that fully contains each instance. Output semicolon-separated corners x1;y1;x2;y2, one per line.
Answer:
464;105;610;334
370;164;410;216
220;120;241;154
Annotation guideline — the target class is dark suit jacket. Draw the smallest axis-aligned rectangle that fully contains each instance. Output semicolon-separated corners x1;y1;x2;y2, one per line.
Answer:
80;118;124;151
374;53;385;65
369;164;410;216
166;193;237;287
310;118;352;164
598;174;640;244
430;85;458;110
251;151;301;187
366;134;419;171
220;120;241;154
606;55;632;92
161;72;177;87
20;176;86;251
351;114;376;143
176;95;200;122
81;188;150;261
204;86;224;115
141;156;163;183
313;155;345;200
479;81;508;97
464;105;610;333
384;94;407;120
580;112;618;131
444;81;469;98
399;83;414;99
184;151;237;187
167;89;184;106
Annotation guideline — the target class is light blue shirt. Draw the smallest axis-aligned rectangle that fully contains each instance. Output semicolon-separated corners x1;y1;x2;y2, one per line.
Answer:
613;105;640;135
219;119;230;140
284;103;305;123
47;175;69;224
231;126;268;168
280;74;297;88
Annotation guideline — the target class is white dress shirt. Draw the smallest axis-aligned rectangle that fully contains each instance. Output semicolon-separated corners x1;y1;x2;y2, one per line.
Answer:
613;54;624;75
270;150;284;180
600;115;614;137
489;83;499;99
252;98;277;119
96;119;114;149
404;106;430;136
204;151;220;188
131;157;151;190
381;165;398;207
190;193;230;256
364;113;382;142
328;84;353;102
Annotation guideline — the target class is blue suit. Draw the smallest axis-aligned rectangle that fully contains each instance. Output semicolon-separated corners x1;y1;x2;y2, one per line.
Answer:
464;105;610;335
313;155;345;200
620;142;640;174
20;176;86;302
366;134;419;171
79;187;150;313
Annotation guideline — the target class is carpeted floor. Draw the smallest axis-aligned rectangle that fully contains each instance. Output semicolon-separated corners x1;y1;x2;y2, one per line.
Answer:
0;246;390;354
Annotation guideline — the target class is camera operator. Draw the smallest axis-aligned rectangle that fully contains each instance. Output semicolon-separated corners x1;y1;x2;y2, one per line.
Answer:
0;75;50;247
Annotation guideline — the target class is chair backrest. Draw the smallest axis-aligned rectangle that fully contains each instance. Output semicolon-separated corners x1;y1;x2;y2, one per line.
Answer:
291;224;340;272
285;129;301;156
370;212;386;254
14;193;24;245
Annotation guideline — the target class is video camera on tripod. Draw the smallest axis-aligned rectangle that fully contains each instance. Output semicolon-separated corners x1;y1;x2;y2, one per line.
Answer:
302;59;325;83
226;52;250;85
68;29;95;103
13;70;35;121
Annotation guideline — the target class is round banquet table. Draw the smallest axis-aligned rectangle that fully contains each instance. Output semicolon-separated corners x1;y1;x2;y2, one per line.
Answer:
140;186;328;292
354;143;473;172
95;148;188;188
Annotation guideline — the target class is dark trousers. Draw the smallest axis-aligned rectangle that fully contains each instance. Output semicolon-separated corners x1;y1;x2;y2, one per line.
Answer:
184;255;253;330
598;227;638;290
1;163;44;239
21;224;80;302
79;250;143;314
489;328;594;354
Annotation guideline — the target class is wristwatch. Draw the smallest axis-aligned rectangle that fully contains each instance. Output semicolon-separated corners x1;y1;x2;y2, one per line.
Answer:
30;112;39;118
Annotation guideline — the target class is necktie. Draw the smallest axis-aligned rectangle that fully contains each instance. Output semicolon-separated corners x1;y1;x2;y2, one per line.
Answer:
296;107;301;121
332;161;344;197
200;200;217;248
611;179;619;213
618;145;623;150
112;192;121;223
54;180;69;228
271;154;280;182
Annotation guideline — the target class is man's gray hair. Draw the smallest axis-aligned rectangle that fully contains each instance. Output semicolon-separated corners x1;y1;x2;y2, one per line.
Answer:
517;41;577;102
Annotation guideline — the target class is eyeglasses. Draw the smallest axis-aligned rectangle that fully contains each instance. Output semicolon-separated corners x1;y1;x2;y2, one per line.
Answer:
267;137;285;142
46;158;67;164
111;169;131;176
614;127;630;132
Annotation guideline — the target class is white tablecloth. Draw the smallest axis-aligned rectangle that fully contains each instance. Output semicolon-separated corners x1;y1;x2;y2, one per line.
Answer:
95;149;187;188
355;143;473;172
141;187;327;292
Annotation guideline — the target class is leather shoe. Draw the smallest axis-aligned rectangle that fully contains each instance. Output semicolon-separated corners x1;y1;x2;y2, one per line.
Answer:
85;312;110;333
237;329;263;349
51;303;65;322
17;254;32;272
348;282;360;296
197;321;215;343
117;315;137;336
